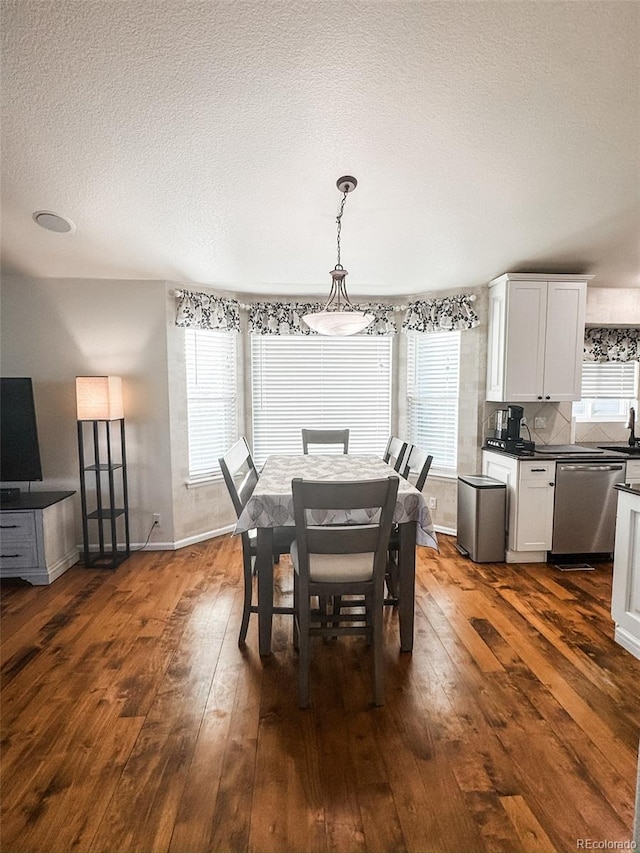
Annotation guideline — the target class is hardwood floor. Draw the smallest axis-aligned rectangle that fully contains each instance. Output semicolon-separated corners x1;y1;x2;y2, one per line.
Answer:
1;534;638;852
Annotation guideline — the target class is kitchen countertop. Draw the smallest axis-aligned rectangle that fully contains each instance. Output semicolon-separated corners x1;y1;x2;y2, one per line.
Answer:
615;483;640;495
482;443;630;461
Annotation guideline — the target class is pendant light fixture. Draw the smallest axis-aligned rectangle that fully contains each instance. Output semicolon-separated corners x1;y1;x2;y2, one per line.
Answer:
302;176;374;336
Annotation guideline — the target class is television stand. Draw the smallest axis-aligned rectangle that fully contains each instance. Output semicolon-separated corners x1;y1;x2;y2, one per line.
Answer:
0;491;78;584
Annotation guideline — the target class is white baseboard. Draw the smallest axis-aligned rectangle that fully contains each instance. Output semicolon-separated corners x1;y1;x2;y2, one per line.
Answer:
434;524;456;537
130;522;237;552
615;625;640;662
89;522;454;554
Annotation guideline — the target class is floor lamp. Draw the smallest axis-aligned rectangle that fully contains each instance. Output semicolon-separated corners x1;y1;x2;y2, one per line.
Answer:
76;376;130;568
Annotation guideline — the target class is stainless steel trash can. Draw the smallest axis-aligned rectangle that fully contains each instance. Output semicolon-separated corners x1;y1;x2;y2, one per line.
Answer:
456;475;506;563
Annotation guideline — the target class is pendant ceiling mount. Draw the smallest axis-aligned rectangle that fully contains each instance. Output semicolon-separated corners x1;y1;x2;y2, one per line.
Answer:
336;176;357;194
302;175;374;337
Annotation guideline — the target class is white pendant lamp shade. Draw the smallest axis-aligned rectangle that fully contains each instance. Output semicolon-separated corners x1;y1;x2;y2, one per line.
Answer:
76;376;124;420
303;309;374;336
302;176;374;337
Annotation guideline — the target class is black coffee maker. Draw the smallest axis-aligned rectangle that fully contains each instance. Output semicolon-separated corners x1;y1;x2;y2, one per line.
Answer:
485;404;535;453
506;405;524;440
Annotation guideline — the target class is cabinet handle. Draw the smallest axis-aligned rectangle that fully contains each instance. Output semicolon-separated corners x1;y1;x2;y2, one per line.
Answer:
537;395;543;400
531;468;546;472
545;395;551;400
549;482;555;487
1;554;21;558
0;524;20;529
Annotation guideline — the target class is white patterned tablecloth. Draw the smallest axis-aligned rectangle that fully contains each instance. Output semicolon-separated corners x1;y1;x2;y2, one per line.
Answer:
234;454;438;551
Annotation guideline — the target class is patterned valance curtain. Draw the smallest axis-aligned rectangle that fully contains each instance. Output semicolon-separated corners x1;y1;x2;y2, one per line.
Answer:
402;294;479;333
175;290;241;331
248;302;397;335
175;289;480;336
584;328;640;362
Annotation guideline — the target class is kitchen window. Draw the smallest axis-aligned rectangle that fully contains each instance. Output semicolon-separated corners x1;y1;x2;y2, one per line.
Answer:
573;361;638;422
251;335;392;468
185;328;238;481
407;331;460;473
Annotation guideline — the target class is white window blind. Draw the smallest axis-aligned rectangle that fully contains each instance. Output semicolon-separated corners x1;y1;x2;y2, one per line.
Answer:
573;361;638;421
185;329;237;481
251;335;392;467
407;331;460;472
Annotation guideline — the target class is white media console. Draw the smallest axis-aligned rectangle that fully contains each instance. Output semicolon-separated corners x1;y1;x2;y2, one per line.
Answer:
0;491;78;585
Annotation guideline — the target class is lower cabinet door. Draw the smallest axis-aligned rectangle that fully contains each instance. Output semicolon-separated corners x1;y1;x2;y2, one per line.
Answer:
514;480;554;551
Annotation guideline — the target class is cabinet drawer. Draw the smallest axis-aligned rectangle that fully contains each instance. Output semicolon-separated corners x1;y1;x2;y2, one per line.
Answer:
0;538;38;568
519;462;555;481
0;512;36;540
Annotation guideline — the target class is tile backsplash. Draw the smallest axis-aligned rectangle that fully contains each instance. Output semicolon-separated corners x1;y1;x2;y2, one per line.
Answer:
483;401;573;445
483;401;631;446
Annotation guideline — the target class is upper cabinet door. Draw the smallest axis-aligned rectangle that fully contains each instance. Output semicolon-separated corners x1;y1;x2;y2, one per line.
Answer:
502;280;547;402
543;280;587;401
486;273;590;402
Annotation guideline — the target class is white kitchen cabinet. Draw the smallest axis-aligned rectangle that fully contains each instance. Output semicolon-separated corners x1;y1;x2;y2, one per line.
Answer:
482;450;555;562
486;273;592;403
611;486;640;661
0;491;78;584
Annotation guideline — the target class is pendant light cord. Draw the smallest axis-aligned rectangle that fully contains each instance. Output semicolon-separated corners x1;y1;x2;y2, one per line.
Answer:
335;186;349;269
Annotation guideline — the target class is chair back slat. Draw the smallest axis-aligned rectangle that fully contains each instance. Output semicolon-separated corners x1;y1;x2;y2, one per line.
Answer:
401;445;433;492
219;437;259;518
306;525;381;555
382;436;408;472
302;428;349;454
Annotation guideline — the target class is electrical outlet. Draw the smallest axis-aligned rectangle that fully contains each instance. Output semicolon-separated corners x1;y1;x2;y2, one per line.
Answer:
152;513;161;527
428;497;437;509
534;417;547;429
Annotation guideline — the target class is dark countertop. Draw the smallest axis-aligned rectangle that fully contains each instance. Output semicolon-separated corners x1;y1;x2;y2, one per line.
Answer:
0;490;76;510
615;483;640;495
482;443;630;461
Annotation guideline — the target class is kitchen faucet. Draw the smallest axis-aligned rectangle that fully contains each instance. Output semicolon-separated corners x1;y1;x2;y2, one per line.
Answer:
627;406;638;446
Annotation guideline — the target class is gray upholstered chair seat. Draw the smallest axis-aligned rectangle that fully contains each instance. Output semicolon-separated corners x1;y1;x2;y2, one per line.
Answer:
290;538;375;583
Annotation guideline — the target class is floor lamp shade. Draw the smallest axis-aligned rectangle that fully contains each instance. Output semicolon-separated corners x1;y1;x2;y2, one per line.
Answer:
76;376;124;421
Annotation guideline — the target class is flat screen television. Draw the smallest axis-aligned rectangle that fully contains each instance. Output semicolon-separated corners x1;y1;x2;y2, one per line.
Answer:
0;377;43;483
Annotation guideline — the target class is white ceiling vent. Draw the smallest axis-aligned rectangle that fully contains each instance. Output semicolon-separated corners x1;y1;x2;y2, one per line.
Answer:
32;211;75;233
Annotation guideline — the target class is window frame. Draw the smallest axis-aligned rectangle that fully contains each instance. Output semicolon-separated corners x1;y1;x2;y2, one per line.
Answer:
250;334;393;468
406;331;461;475
184;327;239;483
572;360;638;423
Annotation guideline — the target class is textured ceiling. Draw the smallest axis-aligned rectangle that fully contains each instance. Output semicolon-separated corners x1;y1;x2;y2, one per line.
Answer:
1;0;638;297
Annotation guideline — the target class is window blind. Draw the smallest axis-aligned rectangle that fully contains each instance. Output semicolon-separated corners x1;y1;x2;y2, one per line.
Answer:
251;335;392;467
407;331;460;472
185;329;237;480
581;361;637;398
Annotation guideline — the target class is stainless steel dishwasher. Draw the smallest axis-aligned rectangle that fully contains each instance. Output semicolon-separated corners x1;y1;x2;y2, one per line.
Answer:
552;461;626;554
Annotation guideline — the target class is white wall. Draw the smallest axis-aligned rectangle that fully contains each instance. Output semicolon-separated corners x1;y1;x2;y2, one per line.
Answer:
586;288;640;326
0;275;175;547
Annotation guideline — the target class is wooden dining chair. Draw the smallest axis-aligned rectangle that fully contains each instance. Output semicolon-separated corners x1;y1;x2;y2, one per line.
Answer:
290;475;399;708
382;436;408;472
301;428;349;454
386;444;433;603
219;438;295;645
401;444;434;491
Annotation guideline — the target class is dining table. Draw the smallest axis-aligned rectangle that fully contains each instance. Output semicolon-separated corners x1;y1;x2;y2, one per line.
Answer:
234;453;438;656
